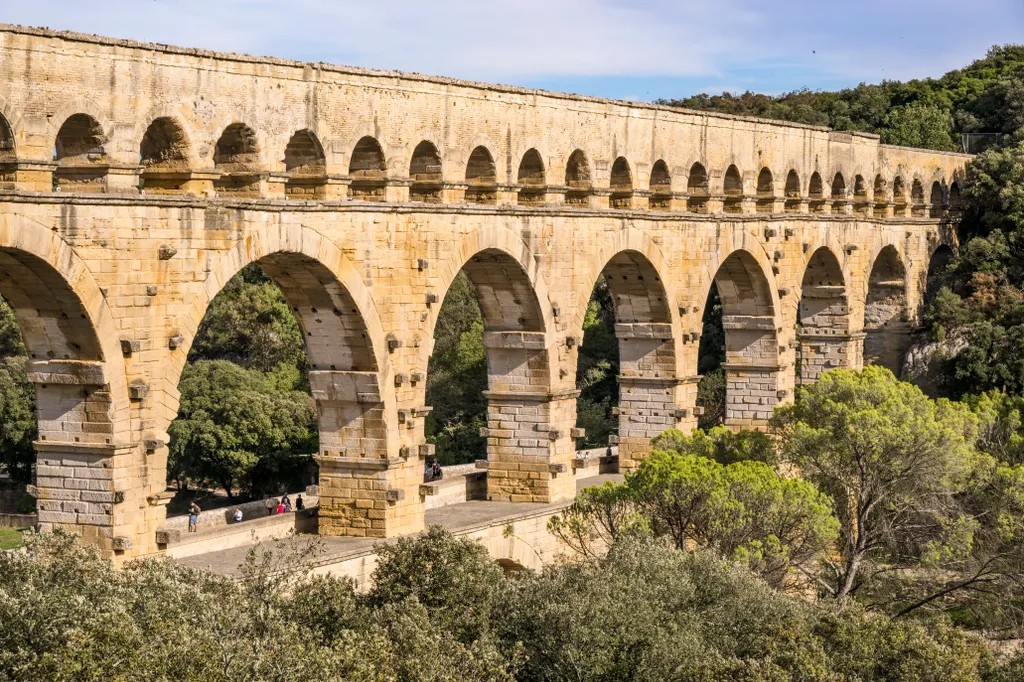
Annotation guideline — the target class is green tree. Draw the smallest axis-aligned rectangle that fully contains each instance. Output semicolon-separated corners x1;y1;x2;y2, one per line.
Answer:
551;432;837;590
369;525;504;643
881;104;957;150
770;367;982;599
425;271;488;464
575;276;619;448
168;360;317;497
190;263;308;374
0;297;25;357
0;357;35;484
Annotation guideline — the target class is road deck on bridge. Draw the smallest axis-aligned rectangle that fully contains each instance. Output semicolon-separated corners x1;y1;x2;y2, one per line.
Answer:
177;474;623;577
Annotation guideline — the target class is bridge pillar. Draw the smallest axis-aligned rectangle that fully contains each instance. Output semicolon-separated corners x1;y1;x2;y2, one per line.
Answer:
720;314;792;430
479;331;574;504
25;358;160;556
798;332;865;384
311;370;422;538
613;322;685;469
482;389;577;504
796;282;859;383
864;323;913;376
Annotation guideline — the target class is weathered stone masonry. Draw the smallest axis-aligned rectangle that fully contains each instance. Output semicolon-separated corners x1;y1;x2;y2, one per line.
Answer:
0;25;966;557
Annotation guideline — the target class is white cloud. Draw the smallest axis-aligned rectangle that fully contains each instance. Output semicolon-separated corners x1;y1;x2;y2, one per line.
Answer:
0;0;1021;93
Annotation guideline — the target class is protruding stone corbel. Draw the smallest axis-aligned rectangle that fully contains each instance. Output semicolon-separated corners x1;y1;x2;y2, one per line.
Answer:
129;379;149;401
570;427;586;438
158;245;177;260
120;339;140;357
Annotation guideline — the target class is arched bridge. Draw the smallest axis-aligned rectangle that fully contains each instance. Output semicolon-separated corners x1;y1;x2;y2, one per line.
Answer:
0;25;968;557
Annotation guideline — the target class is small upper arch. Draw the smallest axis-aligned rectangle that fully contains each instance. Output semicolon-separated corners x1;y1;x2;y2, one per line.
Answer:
610;156;633;192
140;117;192;169
517;147;547;205
409;139;444;203
723;164;744;195
517;148;546;186
214;122;261;172
565;149;593;205
465;145;498;204
0;112;16;162
349;135;388;201
54;113;108;164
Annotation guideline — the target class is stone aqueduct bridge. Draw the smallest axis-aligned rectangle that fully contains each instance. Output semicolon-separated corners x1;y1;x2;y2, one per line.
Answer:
0;25;968;558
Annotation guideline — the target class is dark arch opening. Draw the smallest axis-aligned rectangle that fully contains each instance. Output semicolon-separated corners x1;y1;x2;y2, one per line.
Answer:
808;172;825;213
864;246;909;374
929;181;945;218
830;172;847;213
517;148;546;206
0;248;111;497
687;162;709;213
911;179;925;217
756;168;774;213
872;174;888;216
425;249;548;474
701;250;779;429
948;181;961;211
54;114;108;192
724;165;743;213
284;130;327;200
576;252;672;466
213;123;262;197
349;136;387;201
609;157;633;209
565;149;593;206
925;245;955;307
784;170;801;213
798;248;849;385
649;160;672;210
409;141;443;204
496;558;530;574
0;114;14;190
140;117;191;194
465;146;497;205
853;175;869;216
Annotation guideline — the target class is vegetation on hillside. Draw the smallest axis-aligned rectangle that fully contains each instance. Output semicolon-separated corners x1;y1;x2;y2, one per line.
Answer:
661;45;1024;153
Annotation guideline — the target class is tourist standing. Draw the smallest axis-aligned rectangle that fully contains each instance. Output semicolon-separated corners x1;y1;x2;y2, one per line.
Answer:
233;507;243;524
296;494;304;511
266;497;276;516
188;502;200;533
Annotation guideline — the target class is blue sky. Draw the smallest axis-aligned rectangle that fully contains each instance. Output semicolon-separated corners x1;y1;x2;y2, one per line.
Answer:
2;0;1023;101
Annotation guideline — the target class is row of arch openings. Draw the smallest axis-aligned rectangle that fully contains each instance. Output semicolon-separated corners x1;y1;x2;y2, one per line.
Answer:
0;111;961;214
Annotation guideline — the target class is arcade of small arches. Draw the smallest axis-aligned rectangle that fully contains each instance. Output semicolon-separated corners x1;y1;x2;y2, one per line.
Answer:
0;110;962;218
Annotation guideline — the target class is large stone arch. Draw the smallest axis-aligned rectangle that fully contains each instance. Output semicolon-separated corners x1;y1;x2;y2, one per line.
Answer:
576;240;681;469
175;221;405;539
862;244;910;375
697;246;786;429
424;224;573;503
0;212;143;554
797;247;857;383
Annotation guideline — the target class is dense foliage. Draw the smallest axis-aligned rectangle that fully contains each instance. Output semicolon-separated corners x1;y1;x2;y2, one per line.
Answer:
5;527;1022;682
554;368;1024;635
168;360;317;498
662;45;1024;152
